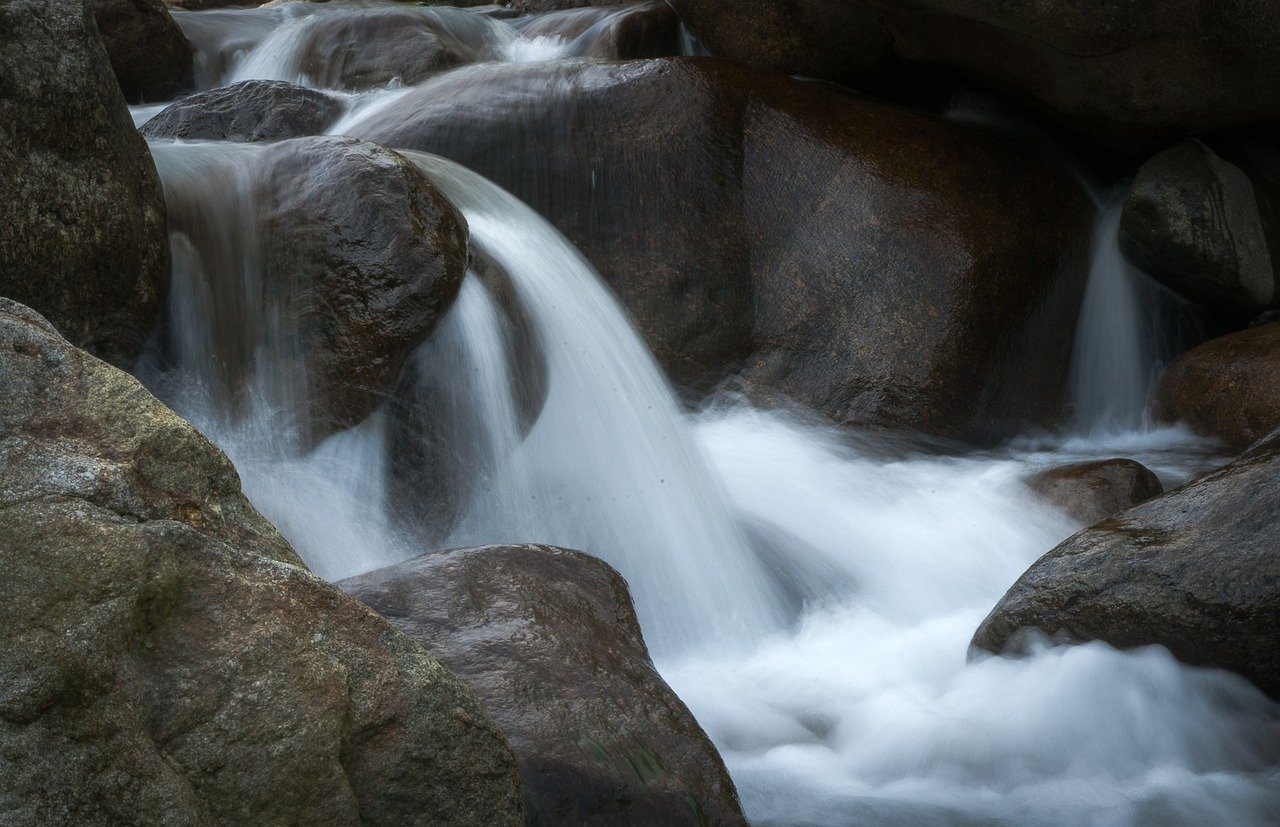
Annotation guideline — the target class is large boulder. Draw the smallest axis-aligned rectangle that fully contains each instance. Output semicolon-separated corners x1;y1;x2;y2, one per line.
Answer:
351;57;1091;439
142;80;342;142
972;432;1280;699
90;0;193;103
0;0;169;367
158;136;469;440
670;0;1280;149
1152;322;1280;451
0;299;525;824
296;8;482;91
341;544;747;826
1121;139;1280;321
1025;459;1164;526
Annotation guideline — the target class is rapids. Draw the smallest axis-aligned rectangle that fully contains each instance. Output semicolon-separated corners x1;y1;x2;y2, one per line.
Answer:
137;4;1280;824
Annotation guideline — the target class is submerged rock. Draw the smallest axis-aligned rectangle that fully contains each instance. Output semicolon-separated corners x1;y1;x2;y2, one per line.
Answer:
142;80;343;142
671;0;1280;149
1152;322;1280;451
1121;139;1280;321
0;299;525;824
90;0;194;103
0;0;168;366
1025;459;1163;526
341;544;747;826
973;433;1280;699
352;57;1091;440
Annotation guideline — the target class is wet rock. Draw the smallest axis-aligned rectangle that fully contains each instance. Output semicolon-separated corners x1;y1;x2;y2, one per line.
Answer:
353;57;1091;440
386;249;549;546
973;433;1280;699
671;0;1280;149
297;9;480;91
519;3;682;60
1121;139;1280;321
90;0;194;103
160;136;468;440
256;137;468;434
505;0;622;12
0;299;525;824
1026;459;1164;526
341;544;747;826
1152;322;1280;451
0;0;169;367
142;80;343;142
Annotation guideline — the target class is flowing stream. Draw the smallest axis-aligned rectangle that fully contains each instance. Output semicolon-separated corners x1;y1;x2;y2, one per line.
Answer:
139;4;1279;824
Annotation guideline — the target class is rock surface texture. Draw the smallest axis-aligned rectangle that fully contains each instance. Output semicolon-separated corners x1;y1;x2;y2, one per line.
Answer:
1121;139;1280;321
974;433;1280;699
1026;459;1164;526
1152;322;1280;451
142;80;343;142
90;0;194;102
0;0;169;366
0;299;525;825
341;544;747;826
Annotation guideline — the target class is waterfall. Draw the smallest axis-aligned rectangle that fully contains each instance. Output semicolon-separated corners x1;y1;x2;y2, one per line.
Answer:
137;5;1280;819
1067;194;1173;434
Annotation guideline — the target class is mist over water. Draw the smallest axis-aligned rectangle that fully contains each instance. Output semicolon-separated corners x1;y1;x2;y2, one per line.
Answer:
139;8;1280;821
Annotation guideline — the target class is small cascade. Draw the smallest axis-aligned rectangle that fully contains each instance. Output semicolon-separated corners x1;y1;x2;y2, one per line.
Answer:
144;140;787;658
1068;193;1182;434
401;151;788;656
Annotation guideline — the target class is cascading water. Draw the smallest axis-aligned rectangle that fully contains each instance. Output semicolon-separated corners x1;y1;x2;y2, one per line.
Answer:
1067;193;1193;436
138;6;1279;823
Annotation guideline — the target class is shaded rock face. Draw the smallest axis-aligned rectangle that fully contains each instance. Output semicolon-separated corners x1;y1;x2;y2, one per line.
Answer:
142;80;343;142
1152;322;1280;451
1121;139;1280;321
973;433;1280;699
352;57;1091;440
1026;459;1164;526
297;9;480;91
671;0;1280;148
0;0;168;367
386;249;549;546
90;0;194;103
341;544;747;826
0;299;525;825
158;137;469;441
518;3;683;60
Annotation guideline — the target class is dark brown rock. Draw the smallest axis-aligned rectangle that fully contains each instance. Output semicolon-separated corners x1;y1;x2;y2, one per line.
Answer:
297;8;479;91
90;0;194;103
1121;139;1280;321
159;137;469;440
352;57;1091;439
0;0;169;367
671;0;1280;149
142;80;342;142
1026;459;1164;526
0;299;525;824
340;544;747;826
973;433;1280;699
1152;322;1280;451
